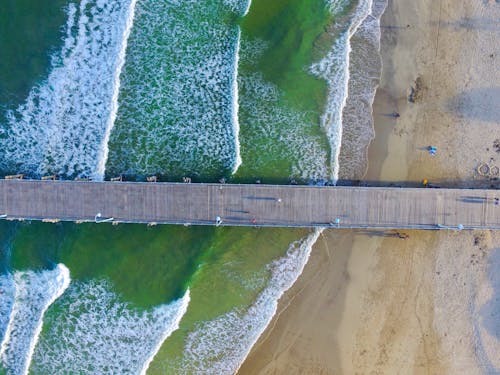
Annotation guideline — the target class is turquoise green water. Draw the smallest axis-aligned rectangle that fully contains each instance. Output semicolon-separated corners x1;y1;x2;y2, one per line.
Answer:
105;0;243;180
0;0;69;111
0;0;361;373
9;222;214;307
234;0;333;183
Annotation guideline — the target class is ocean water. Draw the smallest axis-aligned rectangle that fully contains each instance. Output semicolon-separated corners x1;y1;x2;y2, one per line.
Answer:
0;0;386;373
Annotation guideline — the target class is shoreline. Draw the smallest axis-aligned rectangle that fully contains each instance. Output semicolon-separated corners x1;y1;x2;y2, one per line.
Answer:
238;0;499;373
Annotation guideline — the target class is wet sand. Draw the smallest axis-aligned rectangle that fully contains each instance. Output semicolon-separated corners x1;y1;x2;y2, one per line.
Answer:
238;0;500;374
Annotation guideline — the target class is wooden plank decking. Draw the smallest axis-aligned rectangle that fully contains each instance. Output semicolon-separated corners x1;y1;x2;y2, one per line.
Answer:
1;180;499;229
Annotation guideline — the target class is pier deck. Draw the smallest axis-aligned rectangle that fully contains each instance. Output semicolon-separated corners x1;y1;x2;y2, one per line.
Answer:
1;180;499;229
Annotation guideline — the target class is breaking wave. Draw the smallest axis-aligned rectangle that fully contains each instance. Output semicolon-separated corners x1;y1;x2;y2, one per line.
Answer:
167;229;322;374
338;0;388;179
30;280;189;374
95;0;138;180
0;264;70;375
237;38;330;182
231;28;243;175
311;0;381;182
105;0;245;179
0;0;134;179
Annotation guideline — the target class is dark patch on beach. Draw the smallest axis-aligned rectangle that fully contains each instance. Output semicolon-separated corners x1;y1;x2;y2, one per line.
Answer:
408;76;425;103
446;87;500;122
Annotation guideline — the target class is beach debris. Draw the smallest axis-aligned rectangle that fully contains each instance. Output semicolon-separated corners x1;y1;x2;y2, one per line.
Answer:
493;139;500;153
396;232;409;239
408;76;425;103
110;175;123;182
183;177;192;183
147;175;157;182
215;216;222;226
422;179;429;186
472;233;489;257
474;235;481;246
385;230;409;239
219;177;225;184
74;176;91;181
427;146;437;155
42;175;57;181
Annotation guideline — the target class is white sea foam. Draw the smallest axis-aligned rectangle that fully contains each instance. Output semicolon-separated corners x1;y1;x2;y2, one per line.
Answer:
95;0;138;181
31;280;190;374
223;0;252;16
238;66;329;181
242;0;252;16
105;0;243;177
0;0;133;178
327;0;350;14
339;0;388;179
311;0;374;182
231;28;243;175
230;0;253;176
0;264;70;375
170;229;322;374
236;36;329;181
0;275;15;351
139;290;190;375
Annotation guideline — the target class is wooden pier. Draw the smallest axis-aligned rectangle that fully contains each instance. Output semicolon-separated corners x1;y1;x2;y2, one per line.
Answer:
0;180;499;229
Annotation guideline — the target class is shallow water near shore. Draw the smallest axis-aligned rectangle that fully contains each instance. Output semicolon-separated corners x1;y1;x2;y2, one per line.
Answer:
0;0;387;372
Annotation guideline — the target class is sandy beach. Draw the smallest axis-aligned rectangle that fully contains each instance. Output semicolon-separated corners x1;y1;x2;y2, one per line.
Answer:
238;0;500;374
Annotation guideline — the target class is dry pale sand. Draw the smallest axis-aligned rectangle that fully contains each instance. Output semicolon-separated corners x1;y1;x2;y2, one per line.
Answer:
238;0;500;374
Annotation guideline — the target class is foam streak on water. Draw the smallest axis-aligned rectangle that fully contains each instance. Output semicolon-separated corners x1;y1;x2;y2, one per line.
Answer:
95;0;138;180
242;0;252;17
171;229;322;374
237;37;329;181
231;28;243;175
31;280;190;374
0;0;133;178
0;264;70;375
311;0;374;182
0;276;15;356
105;0;243;178
139;290;191;375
